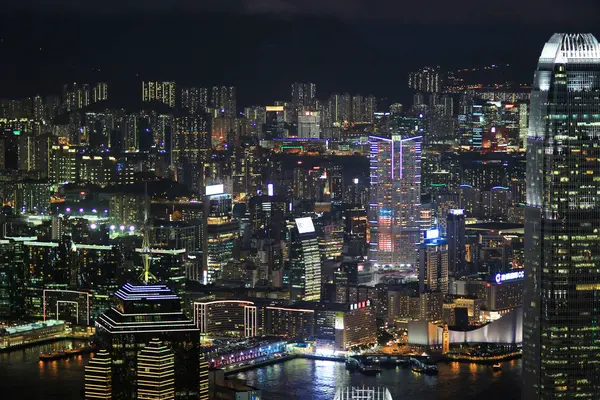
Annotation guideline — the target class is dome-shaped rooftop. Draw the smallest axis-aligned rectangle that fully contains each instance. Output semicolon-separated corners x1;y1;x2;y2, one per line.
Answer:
540;33;600;63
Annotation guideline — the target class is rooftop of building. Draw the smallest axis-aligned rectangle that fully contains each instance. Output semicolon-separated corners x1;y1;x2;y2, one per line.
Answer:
95;283;198;334
465;222;523;234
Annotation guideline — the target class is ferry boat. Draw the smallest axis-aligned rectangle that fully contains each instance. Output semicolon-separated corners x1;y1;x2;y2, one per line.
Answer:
492;363;502;371
39;345;95;361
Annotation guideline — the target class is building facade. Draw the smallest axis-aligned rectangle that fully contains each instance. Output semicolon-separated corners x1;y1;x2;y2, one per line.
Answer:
368;135;422;268
524;33;600;398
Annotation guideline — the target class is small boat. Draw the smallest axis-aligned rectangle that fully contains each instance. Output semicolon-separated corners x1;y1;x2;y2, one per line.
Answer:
359;365;382;376
412;364;438;375
492;363;502;371
345;358;360;371
39;351;66;361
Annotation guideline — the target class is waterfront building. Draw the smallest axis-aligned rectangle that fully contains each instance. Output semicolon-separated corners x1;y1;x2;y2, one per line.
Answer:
193;300;257;338
524;33;600;399
0;320;65;350
137;339;175;400
368;135;422;269
95;283;200;399
85;349;112;400
263;301;376;350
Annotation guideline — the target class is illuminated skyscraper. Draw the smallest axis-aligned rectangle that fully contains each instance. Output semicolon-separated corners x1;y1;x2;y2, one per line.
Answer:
524;33;600;399
289;217;322;301
95;283;200;399
446;209;465;275
85;349;112;399
419;230;449;295
204;185;239;283
368;135;422;269
137;339;175;400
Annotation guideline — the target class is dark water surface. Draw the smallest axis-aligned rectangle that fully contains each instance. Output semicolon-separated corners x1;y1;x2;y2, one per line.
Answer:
0;341;521;400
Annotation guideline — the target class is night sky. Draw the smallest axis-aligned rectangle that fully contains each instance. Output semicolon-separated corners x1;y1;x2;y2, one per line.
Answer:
1;1;599;106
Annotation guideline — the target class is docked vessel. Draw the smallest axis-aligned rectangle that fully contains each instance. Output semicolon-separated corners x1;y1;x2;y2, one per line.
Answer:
492;363;502;371
39;351;66;361
345;357;361;372
39;345;95;361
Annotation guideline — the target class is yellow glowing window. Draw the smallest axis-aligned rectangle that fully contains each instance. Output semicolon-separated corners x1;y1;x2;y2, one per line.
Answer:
576;284;600;291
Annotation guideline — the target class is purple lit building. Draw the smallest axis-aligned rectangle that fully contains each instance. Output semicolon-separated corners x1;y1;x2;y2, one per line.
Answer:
368;135;422;269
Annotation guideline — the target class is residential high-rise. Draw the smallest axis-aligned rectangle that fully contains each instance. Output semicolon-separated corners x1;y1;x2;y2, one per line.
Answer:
180;87;208;115
408;66;443;93
84;349;112;399
524;33;600;399
368;135;422;269
211;86;236;118
142;81;176;108
351;94;365;122
137;339;175;400
291;82;316;113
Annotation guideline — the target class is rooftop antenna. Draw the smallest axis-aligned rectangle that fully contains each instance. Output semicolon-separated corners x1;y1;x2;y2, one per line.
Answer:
138;181;157;284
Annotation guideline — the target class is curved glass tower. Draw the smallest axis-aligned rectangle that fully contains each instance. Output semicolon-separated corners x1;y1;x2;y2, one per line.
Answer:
524;33;600;398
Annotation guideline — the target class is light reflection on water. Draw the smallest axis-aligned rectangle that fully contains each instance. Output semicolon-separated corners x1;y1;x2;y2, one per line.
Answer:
0;341;522;400
0;340;91;400
235;358;522;400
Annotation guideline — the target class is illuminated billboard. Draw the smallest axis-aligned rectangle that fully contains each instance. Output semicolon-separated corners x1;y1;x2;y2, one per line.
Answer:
425;229;439;240
205;184;224;196
295;217;315;234
495;270;524;284
266;105;284;112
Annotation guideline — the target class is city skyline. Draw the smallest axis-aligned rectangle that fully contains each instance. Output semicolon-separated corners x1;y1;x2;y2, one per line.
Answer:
1;4;600;396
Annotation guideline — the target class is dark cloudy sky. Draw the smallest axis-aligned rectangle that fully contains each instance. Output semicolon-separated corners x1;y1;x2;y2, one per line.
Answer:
6;0;600;24
1;1;599;106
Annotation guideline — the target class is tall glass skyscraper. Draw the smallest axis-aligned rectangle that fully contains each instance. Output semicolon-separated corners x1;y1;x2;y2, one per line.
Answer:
524;33;600;398
368;135;422;269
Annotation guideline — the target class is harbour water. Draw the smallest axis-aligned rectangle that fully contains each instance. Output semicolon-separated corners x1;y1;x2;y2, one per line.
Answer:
0;341;522;400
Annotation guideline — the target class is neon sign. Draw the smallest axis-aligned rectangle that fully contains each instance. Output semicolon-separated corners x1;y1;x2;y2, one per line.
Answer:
495;270;524;283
